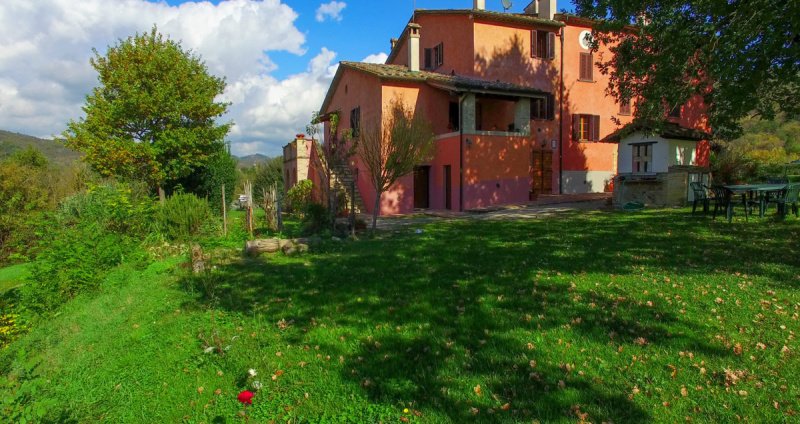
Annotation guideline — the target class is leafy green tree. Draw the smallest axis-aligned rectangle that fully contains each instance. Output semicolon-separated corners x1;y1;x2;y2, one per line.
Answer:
252;156;284;204
574;0;800;139
64;27;230;192
9;147;48;169
201;151;238;210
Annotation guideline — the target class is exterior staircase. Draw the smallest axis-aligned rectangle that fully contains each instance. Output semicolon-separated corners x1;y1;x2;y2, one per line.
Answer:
310;139;366;214
330;163;366;214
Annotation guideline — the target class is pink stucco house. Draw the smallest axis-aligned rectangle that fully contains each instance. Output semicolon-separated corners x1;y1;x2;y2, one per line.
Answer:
285;0;709;215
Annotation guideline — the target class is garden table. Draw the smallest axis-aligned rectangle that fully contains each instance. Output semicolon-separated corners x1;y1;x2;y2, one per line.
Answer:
723;184;787;220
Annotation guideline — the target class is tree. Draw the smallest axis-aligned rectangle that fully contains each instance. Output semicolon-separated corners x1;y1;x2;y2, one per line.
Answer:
64;27;230;193
357;100;435;230
251;156;284;204
573;0;800;139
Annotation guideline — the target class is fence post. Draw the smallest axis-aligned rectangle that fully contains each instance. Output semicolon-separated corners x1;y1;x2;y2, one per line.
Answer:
222;183;227;236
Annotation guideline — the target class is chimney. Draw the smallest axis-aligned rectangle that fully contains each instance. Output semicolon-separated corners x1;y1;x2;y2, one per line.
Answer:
407;23;421;72
539;0;556;20
523;1;538;15
473;0;485;10
390;38;398;49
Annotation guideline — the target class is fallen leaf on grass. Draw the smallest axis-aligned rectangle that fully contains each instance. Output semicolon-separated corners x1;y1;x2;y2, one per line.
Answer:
474;384;482;396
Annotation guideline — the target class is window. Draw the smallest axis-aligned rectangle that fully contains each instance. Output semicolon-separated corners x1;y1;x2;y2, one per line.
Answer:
619;100;631;116
424;43;444;70
448;101;459;131
530;94;555;120
669;105;681;118
531;30;555;60
579;53;594;81
475;103;483;131
350;106;360;137
572;114;600;141
632;143;653;173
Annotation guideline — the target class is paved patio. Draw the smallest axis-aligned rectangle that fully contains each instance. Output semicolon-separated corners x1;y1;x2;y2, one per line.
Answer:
362;193;612;230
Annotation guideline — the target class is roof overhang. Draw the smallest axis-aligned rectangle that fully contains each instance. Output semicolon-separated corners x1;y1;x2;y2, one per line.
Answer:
602;121;709;143
426;81;547;99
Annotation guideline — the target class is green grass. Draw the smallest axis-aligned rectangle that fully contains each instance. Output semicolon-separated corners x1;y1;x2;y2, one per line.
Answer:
0;263;30;294
2;209;799;422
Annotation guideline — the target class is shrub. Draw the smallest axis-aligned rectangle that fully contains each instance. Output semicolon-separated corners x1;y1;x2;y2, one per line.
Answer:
21;224;135;312
301;203;331;236
286;179;313;213
0;298;25;349
19;183;153;312
57;182;154;236
0;161;49;264
156;193;215;241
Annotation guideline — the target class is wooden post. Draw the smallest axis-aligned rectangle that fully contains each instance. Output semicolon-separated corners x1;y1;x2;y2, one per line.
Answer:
245;180;254;237
221;183;227;236
350;177;356;237
276;184;283;232
158;186;166;204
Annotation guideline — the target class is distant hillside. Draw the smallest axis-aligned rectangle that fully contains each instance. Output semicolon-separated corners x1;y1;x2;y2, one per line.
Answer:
236;153;273;168
0;130;81;167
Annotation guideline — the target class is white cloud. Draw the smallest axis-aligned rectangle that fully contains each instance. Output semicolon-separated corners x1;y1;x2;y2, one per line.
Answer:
223;48;339;156
361;52;388;64
0;0;339;157
315;1;346;22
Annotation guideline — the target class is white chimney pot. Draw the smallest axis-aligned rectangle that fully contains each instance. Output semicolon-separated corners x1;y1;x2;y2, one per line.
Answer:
473;0;486;10
539;0;556;20
407;23;421;72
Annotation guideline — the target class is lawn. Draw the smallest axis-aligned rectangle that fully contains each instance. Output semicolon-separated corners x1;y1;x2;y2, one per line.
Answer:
0;263;30;294
1;209;799;422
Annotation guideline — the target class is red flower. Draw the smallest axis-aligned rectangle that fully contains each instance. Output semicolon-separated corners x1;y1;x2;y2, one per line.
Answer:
237;390;254;405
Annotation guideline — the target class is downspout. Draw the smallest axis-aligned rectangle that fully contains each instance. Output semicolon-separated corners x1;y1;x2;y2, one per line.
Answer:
558;26;565;194
458;93;467;211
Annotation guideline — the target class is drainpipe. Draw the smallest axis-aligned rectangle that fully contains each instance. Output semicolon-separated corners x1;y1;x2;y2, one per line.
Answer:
558;26;565;194
458;93;467;212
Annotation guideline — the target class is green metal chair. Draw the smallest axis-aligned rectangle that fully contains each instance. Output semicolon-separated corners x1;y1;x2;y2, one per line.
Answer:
689;182;710;214
775;183;800;219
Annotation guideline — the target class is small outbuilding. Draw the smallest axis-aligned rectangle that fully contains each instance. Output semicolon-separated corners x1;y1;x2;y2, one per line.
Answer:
606;122;710;207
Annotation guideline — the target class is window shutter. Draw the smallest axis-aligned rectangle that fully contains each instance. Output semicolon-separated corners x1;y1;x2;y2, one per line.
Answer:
591;115;600;141
531;30;538;58
438;43;444;66
579;54;587;80
572;114;580;141
547;32;556;60
587;53;594;81
546;94;555;120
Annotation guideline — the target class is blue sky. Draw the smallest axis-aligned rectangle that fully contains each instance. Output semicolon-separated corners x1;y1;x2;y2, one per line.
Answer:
162;0;575;80
0;0;575;156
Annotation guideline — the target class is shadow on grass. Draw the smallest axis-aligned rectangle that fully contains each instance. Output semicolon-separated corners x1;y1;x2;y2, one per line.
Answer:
180;209;800;422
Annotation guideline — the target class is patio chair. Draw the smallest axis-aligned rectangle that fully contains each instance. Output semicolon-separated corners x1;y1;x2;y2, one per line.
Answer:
710;185;732;221
775;183;800;220
689;182;710;214
767;176;789;184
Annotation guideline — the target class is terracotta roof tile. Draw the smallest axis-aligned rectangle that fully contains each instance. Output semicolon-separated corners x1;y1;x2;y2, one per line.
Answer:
340;61;547;96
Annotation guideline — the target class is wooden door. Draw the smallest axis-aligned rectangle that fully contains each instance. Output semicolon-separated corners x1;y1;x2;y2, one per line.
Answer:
414;166;430;209
531;149;553;195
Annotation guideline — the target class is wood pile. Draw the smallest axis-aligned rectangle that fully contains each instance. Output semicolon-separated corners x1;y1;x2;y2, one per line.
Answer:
244;238;311;256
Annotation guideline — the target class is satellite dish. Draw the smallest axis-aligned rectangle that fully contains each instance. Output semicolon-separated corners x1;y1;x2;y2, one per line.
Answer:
579;30;593;50
501;0;513;12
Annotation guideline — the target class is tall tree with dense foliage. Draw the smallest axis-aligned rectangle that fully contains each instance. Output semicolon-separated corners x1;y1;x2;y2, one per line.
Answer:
574;0;800;139
357;100;434;230
64;27;230;193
